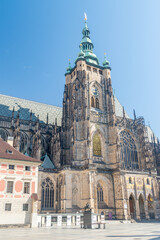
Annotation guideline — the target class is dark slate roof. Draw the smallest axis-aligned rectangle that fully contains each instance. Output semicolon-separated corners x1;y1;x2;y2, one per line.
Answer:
0;138;41;162
0;94;62;126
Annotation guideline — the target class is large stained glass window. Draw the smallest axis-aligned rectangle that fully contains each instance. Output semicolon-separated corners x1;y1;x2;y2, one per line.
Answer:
93;134;102;156
41;178;54;210
119;130;139;170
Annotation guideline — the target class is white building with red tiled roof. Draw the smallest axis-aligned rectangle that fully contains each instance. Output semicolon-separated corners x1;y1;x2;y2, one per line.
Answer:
0;138;41;227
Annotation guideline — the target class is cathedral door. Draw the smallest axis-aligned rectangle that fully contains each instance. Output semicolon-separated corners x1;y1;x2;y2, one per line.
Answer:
139;195;145;219
129;195;135;219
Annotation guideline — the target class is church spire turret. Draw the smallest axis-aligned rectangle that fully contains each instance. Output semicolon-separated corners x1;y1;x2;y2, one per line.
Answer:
75;13;99;65
81;16;94;53
103;53;111;69
66;59;72;74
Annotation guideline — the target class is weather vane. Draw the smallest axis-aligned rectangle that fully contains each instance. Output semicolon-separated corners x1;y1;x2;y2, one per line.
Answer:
84;12;87;21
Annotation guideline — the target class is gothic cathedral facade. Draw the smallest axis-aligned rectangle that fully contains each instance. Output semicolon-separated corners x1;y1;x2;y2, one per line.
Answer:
38;20;160;220
0;19;160;220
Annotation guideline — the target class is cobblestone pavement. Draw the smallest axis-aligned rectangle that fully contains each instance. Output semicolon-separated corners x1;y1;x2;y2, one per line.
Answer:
0;223;160;240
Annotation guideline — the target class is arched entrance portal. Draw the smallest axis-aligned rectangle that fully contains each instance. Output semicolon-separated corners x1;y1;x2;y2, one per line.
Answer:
129;194;136;219
139;194;145;219
148;194;155;219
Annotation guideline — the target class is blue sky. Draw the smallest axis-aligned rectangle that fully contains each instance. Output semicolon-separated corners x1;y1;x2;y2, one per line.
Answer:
0;0;160;138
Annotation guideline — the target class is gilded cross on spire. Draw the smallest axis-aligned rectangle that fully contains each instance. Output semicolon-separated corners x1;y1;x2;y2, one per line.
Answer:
84;12;87;22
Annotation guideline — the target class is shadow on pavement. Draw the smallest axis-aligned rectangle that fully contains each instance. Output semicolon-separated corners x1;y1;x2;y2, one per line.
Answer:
106;235;160;239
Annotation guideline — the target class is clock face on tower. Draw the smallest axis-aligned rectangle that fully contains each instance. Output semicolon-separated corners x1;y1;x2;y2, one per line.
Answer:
91;86;99;97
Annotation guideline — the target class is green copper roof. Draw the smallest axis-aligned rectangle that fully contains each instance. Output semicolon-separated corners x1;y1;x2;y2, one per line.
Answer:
66;17;112;72
77;44;85;59
103;54;110;69
41;154;55;169
81;36;92;44
66;61;72;74
75;20;99;65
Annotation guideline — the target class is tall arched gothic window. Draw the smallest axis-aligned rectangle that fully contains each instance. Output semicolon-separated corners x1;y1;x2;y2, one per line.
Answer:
20;132;28;153
41;135;47;159
91;96;95;107
119;130;139;170
93;134;102;156
97;183;103;202
41;178;54;210
95;98;99;109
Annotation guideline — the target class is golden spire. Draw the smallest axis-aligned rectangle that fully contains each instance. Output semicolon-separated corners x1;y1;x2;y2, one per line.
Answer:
84;12;87;21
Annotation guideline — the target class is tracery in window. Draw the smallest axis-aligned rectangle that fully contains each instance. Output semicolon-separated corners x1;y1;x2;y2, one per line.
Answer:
119;130;139;170
91;86;100;109
93;133;102;156
41;178;54;210
97;183;103;202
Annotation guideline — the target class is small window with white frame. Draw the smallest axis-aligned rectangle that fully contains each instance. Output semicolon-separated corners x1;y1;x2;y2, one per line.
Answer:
7;181;14;193
25;166;31;171
23;203;28;211
24;182;30;194
5;203;11;211
9;164;14;170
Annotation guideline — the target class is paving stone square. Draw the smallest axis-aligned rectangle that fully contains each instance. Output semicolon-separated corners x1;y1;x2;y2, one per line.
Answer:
0;223;160;240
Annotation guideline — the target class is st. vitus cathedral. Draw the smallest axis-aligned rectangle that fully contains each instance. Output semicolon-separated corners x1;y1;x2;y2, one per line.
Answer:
0;18;160;220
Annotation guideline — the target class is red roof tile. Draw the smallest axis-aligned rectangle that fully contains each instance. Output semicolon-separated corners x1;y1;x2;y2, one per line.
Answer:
0;138;41;163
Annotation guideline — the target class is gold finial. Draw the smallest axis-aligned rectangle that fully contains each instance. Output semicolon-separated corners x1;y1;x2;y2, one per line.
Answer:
104;52;106;56
84;12;87;21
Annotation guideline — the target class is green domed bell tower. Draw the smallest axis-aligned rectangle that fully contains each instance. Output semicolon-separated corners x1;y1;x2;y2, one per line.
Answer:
61;14;115;169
